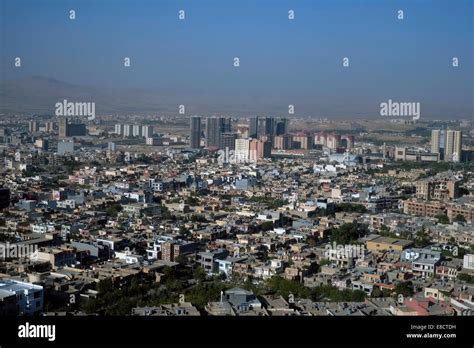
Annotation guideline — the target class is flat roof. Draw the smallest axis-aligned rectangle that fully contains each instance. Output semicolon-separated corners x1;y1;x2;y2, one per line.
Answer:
367;235;413;247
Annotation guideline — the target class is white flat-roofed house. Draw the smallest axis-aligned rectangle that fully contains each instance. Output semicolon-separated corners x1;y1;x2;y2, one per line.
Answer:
0;279;43;315
31;223;55;234
463;254;474;270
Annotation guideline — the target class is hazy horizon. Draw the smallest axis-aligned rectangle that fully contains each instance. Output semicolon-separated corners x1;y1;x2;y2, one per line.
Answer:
0;0;473;118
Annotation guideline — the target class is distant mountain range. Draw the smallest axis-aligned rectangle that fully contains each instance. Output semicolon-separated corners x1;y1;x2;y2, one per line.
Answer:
0;75;300;117
0;76;471;119
0;76;175;115
0;75;360;118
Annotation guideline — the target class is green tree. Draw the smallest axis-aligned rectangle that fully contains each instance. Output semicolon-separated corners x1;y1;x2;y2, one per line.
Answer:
184;280;227;308
394;281;414;297
414;227;430;247
265;276;310;299
306;235;318;247
371;287;383;298
310;285;365;302
175;254;188;266
435;214;450;225
319;259;331;266
97;278;114;294
193;266;207;282
185;196;199;206
336;203;367;214
330;223;368;245
457;273;474;284
106;204;122;217
260;221;274;232
453;214;466;223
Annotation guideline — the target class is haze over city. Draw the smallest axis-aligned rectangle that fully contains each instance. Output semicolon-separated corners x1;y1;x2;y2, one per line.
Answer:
1;0;473;118
0;1;473;346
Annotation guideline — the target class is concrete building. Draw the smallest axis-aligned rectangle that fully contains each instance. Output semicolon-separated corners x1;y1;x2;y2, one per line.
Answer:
431;129;462;162
206;116;231;149
35;139;49;150
431;129;444;160
463;254;474;270
403;199;445;218
292;134;314;150
445;130;462;162
273;134;293;150
35;247;77;268
196;249;229;274
58;117;67;138
235;138;250;163
366;235;413;252
123;124;133;137
142;125;154;138
415;179;459;200
190;116;201;149
248;116;259;138
223;288;262;312
28;120;39;133
447;205;473;222
257;117;274;137
59;118;86;138
114;124;124;135
220;133;237;151
0;279;43;315
132;124;142;137
161;241;199;262
275;118;288;136
45;121;55;133
395;147;439;162
341;135;355;149
249;139;271;161
146;137;163;146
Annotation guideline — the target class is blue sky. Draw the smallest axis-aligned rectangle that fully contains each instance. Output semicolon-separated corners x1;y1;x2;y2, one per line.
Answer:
0;0;472;118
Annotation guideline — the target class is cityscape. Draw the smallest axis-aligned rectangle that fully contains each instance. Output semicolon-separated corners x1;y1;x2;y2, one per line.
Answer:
0;0;473;346
0;114;473;318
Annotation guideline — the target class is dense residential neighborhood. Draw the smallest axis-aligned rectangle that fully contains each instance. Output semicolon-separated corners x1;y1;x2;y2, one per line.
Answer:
0;0;472;346
0;115;473;317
